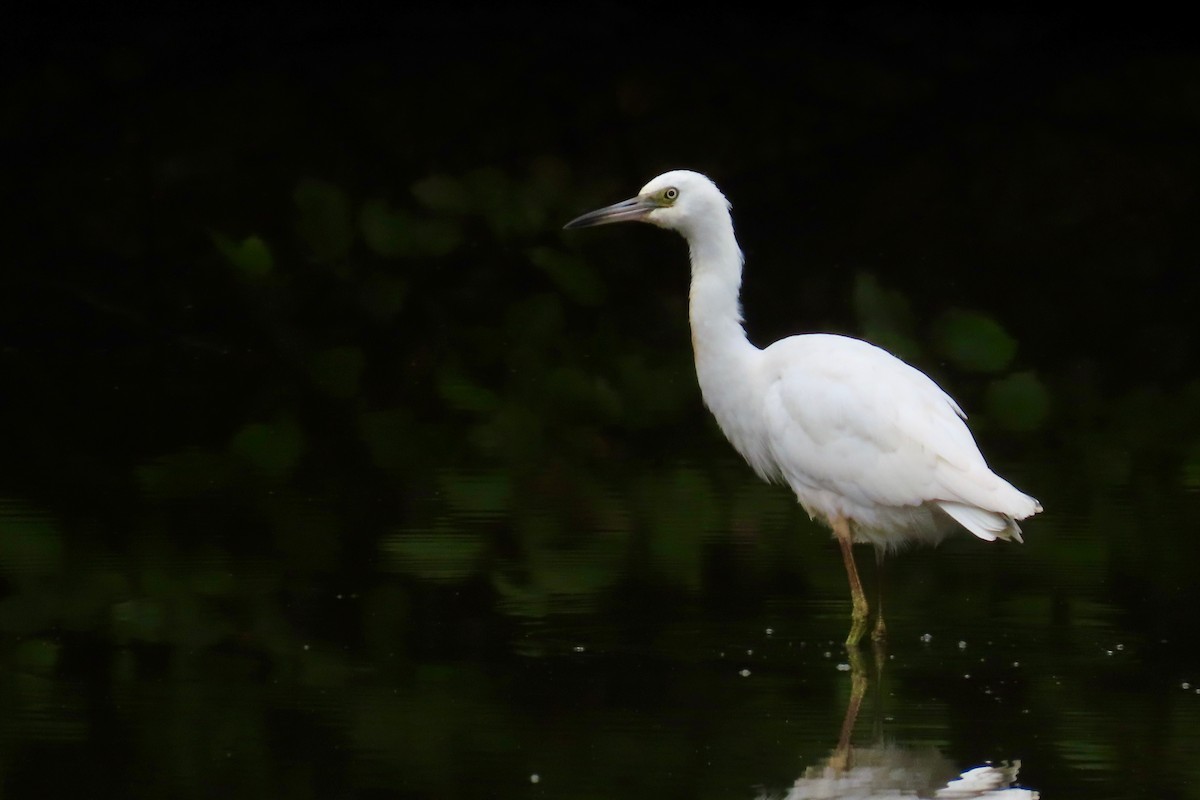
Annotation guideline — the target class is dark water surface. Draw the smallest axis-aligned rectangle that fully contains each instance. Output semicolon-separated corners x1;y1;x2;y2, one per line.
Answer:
4;9;1200;799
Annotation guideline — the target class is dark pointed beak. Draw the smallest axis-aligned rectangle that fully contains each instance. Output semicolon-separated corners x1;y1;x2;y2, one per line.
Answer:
563;196;657;229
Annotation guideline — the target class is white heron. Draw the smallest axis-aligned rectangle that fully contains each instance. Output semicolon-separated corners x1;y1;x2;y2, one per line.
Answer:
564;170;1041;646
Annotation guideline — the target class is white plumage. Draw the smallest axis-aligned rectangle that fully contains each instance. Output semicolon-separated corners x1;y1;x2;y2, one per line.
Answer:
565;170;1041;645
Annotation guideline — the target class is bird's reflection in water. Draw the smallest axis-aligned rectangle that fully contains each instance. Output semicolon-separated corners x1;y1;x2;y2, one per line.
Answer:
762;646;1039;799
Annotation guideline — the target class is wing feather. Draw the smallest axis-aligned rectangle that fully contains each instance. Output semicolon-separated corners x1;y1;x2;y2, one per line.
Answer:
758;334;1039;532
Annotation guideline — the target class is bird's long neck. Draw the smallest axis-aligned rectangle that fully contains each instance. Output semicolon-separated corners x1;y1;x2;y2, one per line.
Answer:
685;214;768;472
686;213;757;365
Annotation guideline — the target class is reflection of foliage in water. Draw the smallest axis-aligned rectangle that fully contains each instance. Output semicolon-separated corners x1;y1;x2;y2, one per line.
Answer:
4;154;1200;793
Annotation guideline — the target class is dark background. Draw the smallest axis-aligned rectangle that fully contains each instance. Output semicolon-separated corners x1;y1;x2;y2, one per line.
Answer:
3;7;1200;798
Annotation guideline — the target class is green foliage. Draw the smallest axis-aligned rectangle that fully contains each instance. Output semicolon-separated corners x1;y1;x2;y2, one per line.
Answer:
985;371;1051;432
437;365;501;414
637;467;721;591
309;346;366;399
12;638;60;673
137;449;235;499
852;272;922;362
213;233;274;281
228;417;306;480
411;173;473;215
382;528;489;583
357;407;418;472
359;271;408;323
359;199;462;258
529;246;607;307
294;178;355;263
0;501;63;580
358;199;416;258
931;309;1018;374
1183;441;1200;490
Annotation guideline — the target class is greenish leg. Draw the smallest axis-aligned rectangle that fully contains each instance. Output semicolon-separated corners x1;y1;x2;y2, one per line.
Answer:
834;516;869;648
872;547;888;642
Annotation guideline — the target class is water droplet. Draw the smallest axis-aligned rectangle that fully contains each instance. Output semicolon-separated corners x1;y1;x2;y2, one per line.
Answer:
739;669;751;677
530;774;540;784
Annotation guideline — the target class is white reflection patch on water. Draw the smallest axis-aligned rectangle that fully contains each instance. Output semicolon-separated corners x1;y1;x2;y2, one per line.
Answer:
764;751;1036;800
756;647;1040;799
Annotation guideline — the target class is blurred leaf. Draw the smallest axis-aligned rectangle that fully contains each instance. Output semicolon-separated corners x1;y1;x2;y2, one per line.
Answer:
614;354;694;429
985;371;1051;431
528;246;606;307
14;638;61;674
852;272;921;361
464;167;509;215
361;584;412;659
527;155;571;202
310;346;366;399
212;233;273;280
438;366;500;414
360;271;408;323
359;407;416;472
137;449;233;499
228;416;305;480
294;178;354;262
112;598;167;642
190;567;235;597
438;469;511;519
412;217;463;257
263;493;342;567
496;511;629;619
60;570;132;630
382;529;488;582
931;309;1017;373
360;199;416;258
1183;441;1200;490
360;199;461;258
467;167;543;238
503;292;564;349
0;500;62;578
641;467;720;591
411;174;473;215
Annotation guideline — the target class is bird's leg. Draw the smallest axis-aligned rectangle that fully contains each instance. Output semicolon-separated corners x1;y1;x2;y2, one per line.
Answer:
872;547;887;642
829;644;869;772
868;635;888;741
833;516;869;648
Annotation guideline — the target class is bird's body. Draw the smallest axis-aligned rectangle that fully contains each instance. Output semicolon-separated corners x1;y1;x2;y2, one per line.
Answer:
702;331;1038;550
565;170;1041;645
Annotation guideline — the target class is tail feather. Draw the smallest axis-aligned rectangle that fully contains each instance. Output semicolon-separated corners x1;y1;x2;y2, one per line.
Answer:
937;500;1025;543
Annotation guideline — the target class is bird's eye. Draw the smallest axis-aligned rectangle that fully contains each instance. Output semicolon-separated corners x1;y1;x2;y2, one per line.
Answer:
663;187;679;202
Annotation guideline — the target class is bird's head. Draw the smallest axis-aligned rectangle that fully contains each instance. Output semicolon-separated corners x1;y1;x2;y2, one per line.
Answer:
564;170;731;238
